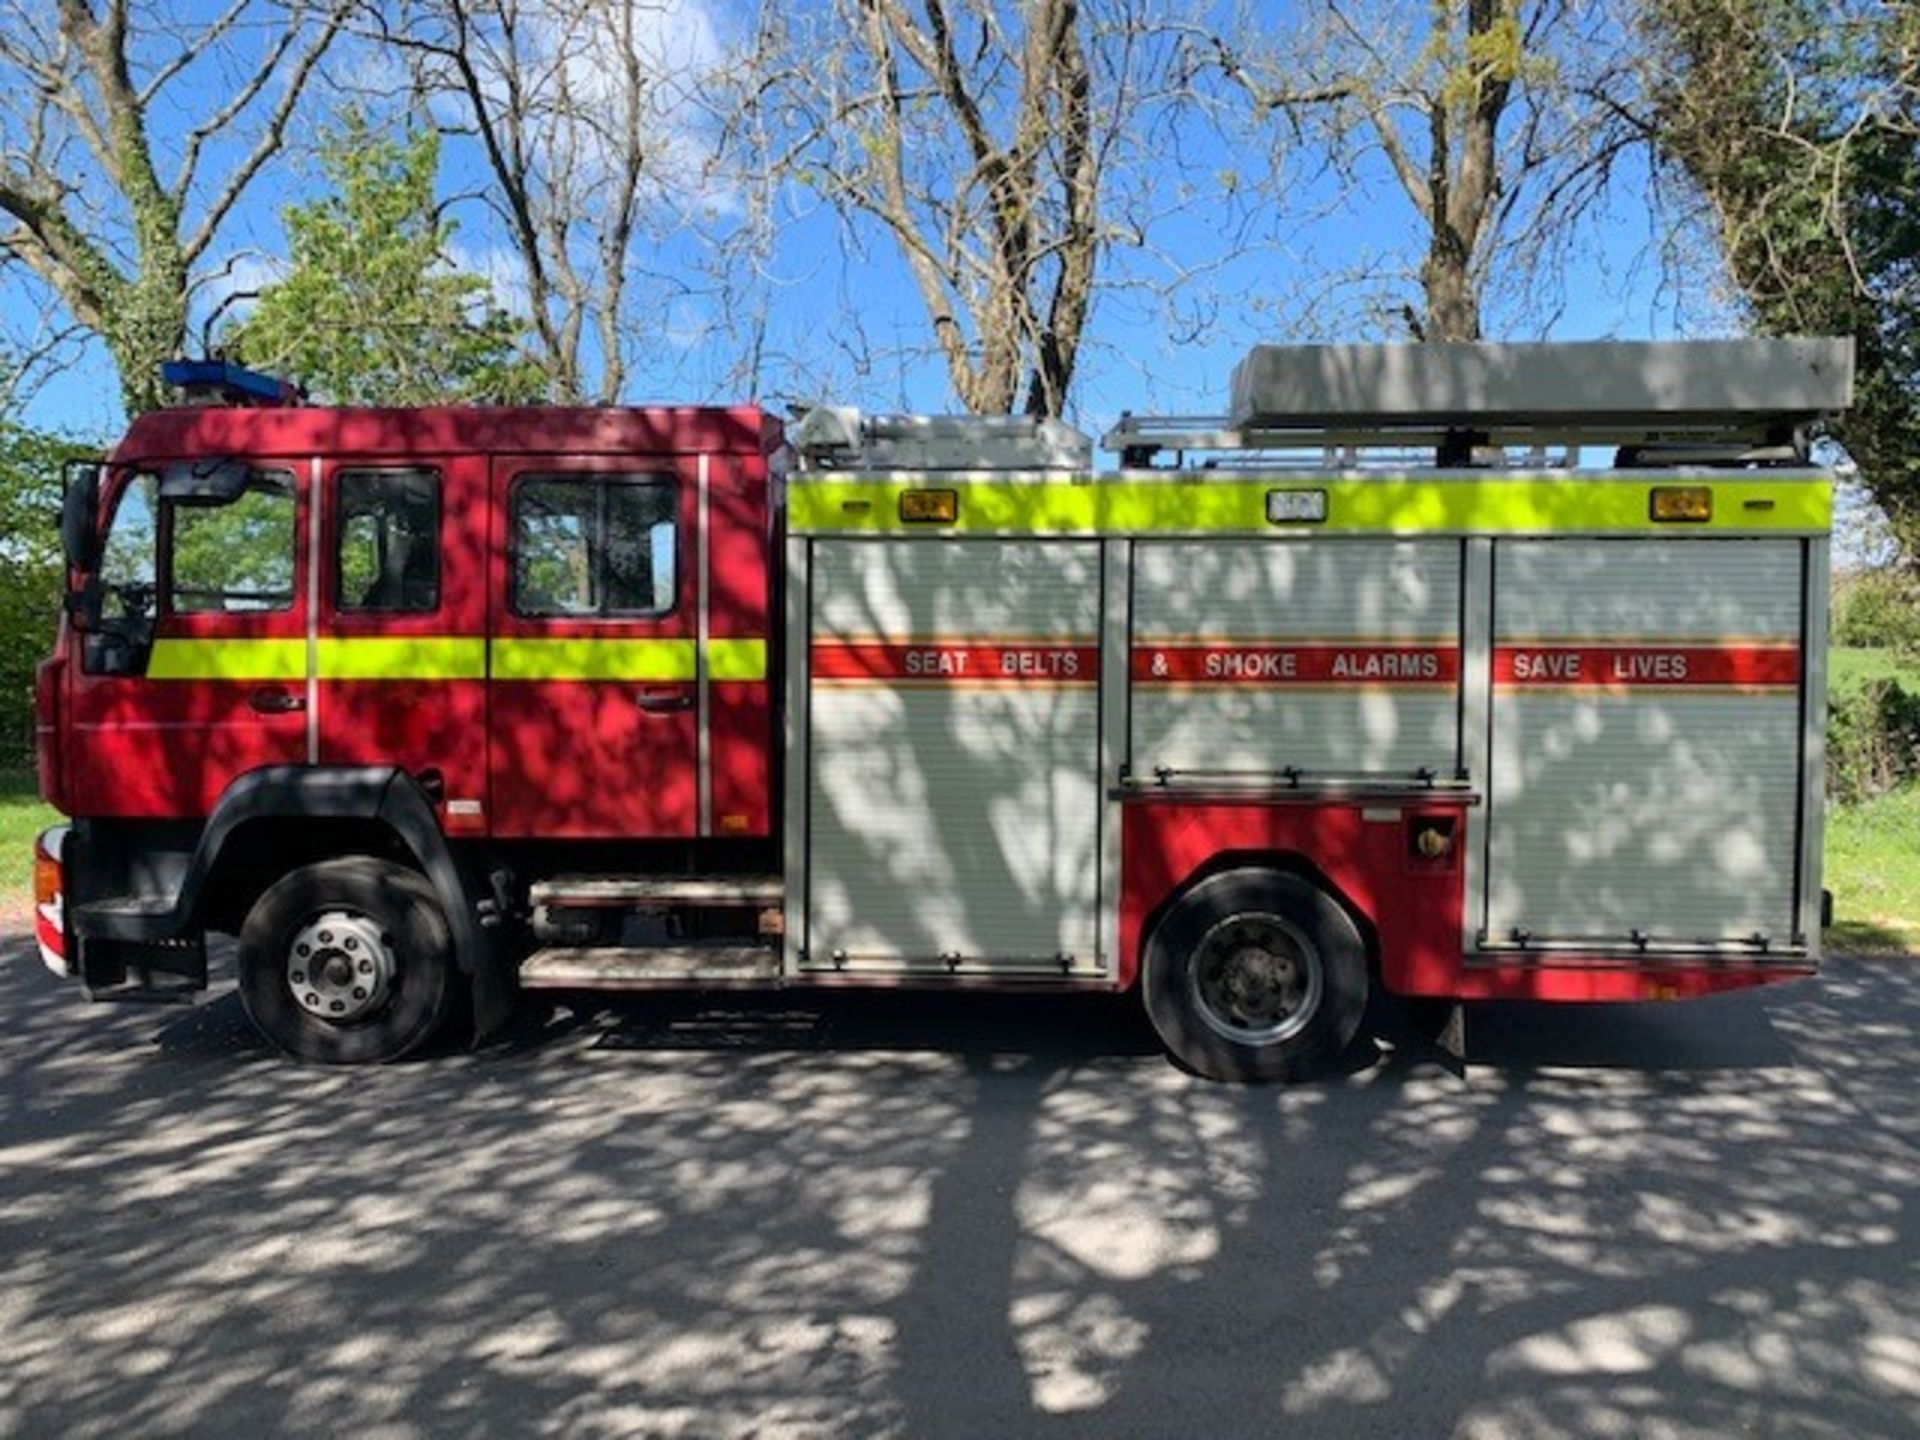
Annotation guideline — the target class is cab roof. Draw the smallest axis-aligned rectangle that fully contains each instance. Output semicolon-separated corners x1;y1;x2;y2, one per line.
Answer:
111;404;775;466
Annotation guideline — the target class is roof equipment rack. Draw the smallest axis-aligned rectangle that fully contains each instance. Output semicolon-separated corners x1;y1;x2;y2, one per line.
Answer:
1104;338;1855;468
792;407;1091;471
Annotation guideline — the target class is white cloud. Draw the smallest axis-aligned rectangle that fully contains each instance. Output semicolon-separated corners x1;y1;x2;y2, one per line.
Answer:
441;239;534;316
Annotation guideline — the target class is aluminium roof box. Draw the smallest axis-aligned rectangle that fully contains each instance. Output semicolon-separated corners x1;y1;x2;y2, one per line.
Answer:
1228;338;1855;429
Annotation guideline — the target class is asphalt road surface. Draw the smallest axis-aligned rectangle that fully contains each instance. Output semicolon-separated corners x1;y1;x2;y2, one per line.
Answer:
3;934;1918;1440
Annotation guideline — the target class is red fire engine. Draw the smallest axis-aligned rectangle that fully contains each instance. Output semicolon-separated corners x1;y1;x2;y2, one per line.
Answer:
32;340;1852;1081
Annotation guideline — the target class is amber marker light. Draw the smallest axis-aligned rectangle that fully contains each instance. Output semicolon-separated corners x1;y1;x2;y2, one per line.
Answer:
900;488;960;523
1649;485;1713;522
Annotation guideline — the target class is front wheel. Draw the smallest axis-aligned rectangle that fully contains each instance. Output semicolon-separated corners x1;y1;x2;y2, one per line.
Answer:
237;858;455;1064
1142;868;1369;1083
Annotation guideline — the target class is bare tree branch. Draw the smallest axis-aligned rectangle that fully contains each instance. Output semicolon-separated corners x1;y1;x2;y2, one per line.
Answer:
742;0;1186;416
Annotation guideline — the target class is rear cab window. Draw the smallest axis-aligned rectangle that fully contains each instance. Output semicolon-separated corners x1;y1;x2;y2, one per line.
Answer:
511;474;677;618
336;468;442;614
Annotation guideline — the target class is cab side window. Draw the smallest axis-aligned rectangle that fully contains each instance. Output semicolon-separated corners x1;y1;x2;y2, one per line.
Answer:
170;471;296;613
337;468;442;614
512;475;677;617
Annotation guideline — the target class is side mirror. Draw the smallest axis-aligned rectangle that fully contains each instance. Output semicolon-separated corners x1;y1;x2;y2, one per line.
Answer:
158;456;250;503
59;461;101;572
64;581;102;628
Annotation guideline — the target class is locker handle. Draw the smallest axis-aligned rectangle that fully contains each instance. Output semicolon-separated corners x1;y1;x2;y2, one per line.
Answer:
634;689;692;714
248;686;306;715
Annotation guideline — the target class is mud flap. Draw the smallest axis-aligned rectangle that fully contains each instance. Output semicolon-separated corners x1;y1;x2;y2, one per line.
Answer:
467;870;519;1044
1433;1001;1467;1076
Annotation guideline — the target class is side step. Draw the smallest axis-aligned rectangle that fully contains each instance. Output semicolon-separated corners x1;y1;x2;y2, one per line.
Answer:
519;944;782;990
530;874;784;908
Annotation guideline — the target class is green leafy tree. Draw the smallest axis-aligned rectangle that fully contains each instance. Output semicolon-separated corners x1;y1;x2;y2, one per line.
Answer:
0;424;96;766
226;114;546;406
1644;0;1920;554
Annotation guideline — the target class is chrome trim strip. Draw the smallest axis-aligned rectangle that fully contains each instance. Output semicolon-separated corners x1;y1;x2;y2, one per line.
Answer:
1798;536;1831;960
782;533;811;978
1097;537;1129;979
306;454;321;764
697;452;712;836
1460;536;1494;949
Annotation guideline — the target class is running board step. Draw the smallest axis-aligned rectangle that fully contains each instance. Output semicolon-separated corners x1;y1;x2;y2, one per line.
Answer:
530;874;784;908
519;945;782;990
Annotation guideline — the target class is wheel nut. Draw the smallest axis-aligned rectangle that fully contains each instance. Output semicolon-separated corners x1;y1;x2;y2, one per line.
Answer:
358;959;373;974
291;971;305;985
344;937;358;951
329;1000;344;1013
318;930;333;944
296;944;310;957
353;987;366;1001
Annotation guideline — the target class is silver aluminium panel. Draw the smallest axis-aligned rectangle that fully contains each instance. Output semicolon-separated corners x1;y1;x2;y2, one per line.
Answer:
1482;539;1806;946
1129;539;1462;782
1229;338;1855;426
804;539;1103;971
1797;538;1831;963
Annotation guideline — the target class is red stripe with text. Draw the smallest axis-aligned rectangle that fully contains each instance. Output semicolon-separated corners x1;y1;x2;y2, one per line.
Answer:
1493;644;1800;690
1131;643;1459;686
812;641;1099;685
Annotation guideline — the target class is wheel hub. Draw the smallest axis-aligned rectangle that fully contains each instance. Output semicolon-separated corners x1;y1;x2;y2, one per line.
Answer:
287;910;394;1024
1189;913;1324;1046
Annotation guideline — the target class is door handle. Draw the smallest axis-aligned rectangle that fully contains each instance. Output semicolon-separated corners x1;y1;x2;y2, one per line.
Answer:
249;686;307;715
633;689;692;714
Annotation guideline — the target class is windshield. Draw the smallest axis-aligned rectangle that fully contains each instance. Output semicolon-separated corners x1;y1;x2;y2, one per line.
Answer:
92;465;297;618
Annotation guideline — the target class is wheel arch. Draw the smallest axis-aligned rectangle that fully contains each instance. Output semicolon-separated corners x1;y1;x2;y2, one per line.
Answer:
180;767;488;979
1136;848;1383;985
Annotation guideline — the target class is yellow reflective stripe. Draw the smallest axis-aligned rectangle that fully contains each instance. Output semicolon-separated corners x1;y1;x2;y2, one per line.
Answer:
788;475;1834;535
146;635;763;682
707;638;768;681
147;637;306;681
317;636;488;681
491;637;698;681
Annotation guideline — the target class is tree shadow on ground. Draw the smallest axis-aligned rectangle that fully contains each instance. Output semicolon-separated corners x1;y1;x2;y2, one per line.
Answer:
2;937;1917;1438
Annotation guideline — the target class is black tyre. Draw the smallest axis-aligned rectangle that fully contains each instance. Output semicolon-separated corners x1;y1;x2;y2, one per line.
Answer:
237;858;455;1064
1142;867;1369;1083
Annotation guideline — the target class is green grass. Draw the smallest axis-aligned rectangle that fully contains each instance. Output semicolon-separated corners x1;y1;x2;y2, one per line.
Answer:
1824;648;1920;949
1825;784;1920;953
0;767;56;915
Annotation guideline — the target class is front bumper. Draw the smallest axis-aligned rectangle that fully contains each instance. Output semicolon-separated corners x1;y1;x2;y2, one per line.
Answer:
33;825;70;978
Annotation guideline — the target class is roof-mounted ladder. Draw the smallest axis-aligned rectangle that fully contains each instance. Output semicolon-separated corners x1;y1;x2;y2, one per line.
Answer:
1103;338;1856;469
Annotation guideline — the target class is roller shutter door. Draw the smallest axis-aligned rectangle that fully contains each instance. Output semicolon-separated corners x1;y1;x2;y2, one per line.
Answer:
1482;539;1805;946
805;539;1103;970
1129;539;1462;782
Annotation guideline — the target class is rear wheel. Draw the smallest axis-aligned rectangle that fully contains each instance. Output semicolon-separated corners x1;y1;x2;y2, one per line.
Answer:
1142;868;1368;1083
237;858;455;1064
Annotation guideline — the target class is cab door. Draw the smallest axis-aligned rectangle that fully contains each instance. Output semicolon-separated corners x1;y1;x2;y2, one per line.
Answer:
487;456;697;838
314;456;489;828
68;461;310;818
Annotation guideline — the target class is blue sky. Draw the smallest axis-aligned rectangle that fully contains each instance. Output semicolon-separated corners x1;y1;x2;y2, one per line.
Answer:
8;0;1720;442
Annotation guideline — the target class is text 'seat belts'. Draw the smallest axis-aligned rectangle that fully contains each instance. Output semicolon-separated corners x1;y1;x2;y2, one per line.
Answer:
810;641;1098;685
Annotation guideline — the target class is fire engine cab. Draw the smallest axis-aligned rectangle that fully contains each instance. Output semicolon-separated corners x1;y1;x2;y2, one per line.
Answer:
33;339;1852;1081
